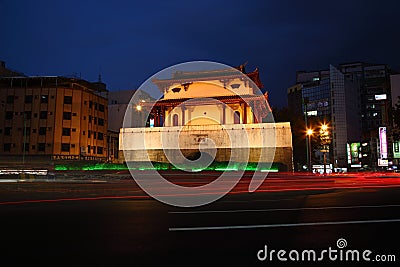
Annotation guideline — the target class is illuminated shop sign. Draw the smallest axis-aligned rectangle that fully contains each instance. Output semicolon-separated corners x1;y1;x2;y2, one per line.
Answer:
379;127;388;159
394;141;400;159
374;94;387;100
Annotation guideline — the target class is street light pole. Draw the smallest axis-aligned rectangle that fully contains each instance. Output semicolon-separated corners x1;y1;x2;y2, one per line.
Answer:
307;128;313;172
303;97;309;171
319;123;330;176
22;112;26;165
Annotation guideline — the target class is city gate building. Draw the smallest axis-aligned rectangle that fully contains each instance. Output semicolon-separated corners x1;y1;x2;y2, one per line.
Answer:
120;67;293;171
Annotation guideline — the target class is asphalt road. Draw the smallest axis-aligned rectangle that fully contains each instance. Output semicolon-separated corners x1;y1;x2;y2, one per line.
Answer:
0;171;399;266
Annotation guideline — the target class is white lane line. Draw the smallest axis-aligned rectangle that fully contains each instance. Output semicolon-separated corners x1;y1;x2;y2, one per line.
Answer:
169;218;400;231
169;204;400;214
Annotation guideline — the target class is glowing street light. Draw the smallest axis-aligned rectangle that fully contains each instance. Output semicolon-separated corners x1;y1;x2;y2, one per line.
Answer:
136;105;142;111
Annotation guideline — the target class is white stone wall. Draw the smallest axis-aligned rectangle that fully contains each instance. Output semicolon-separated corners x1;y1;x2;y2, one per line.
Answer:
120;122;292;158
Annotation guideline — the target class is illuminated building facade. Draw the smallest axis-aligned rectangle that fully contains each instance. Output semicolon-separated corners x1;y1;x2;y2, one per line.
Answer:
339;63;393;169
288;65;361;170
0;73;108;166
121;67;294;171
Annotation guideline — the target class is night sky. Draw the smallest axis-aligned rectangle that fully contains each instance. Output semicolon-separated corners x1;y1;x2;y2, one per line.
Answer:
1;0;400;108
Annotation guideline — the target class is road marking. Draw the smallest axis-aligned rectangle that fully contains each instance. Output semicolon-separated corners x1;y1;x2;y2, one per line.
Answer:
169;218;400;231
221;198;295;204
0;195;151;205
169;204;400;214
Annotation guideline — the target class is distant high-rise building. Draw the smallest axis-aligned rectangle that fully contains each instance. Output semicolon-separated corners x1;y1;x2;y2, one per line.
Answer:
390;73;400;167
288;62;396;171
288;65;362;170
339;62;393;168
339;62;392;133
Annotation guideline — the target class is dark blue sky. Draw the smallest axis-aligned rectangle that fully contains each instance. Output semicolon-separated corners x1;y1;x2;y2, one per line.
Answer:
1;0;400;107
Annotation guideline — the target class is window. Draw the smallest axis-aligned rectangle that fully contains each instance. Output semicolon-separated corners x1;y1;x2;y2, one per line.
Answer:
63;112;72;120
34;113;38;118
89;101;93;108
41;95;48;103
99;104;105;112
98;132;104;140
5;111;13;120
62;128;71;136
24;111;32;120
93;117;97;125
61;143;70;152
94;102;98;110
97;147;103;154
4;127;12;135
89;115;92;122
3;143;11;152
64;96;72;104
38;143;46;152
234;111;241;124
25;127;31;136
23;143;29;152
88;130;91;138
87;145;91;153
25;95;33;104
6;95;14;104
39;127;47;135
93;132;97;139
40;111;48;119
98;118;104;126
72;128;76;132
173;114;179;126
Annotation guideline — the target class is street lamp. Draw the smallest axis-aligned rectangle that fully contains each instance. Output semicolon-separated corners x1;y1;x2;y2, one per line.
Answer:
319;123;331;175
306;128;314;172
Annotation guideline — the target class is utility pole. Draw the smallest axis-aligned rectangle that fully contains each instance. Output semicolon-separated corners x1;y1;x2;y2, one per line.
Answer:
319;124;331;175
22;112;26;165
303;97;309;171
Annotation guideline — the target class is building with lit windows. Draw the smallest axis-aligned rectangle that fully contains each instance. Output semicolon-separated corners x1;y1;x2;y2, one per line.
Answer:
288;65;361;170
390;73;400;168
121;67;294;171
339;62;393;169
0;63;108;166
339;62;392;132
